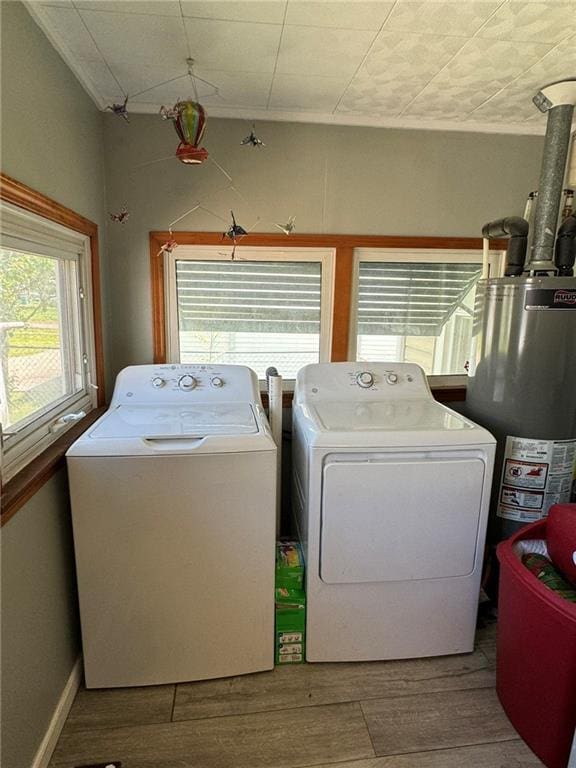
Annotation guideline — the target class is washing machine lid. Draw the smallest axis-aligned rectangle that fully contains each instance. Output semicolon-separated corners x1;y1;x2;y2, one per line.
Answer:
294;398;495;448
89;403;258;439
312;400;473;432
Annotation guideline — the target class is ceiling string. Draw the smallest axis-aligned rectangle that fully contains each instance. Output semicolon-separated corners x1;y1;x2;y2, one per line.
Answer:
130;73;188;101
187;58;200;102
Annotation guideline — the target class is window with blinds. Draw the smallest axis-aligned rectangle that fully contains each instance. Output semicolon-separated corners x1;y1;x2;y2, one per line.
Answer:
355;259;482;376
174;258;326;379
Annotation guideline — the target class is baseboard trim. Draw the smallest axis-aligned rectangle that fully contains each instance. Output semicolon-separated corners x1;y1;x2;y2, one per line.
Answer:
31;656;83;768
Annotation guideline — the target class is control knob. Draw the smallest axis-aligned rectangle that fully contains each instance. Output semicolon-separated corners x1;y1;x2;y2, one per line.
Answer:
356;371;374;388
386;373;399;385
211;376;224;388
178;374;197;391
151;376;165;388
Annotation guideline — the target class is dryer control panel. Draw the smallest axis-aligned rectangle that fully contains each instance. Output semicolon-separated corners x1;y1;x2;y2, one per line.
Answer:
295;362;432;403
110;364;261;406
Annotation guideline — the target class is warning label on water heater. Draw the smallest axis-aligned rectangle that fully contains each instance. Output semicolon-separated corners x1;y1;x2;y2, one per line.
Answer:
497;436;576;522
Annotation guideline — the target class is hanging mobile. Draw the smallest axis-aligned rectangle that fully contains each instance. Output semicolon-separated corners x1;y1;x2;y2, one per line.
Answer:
136;59;238;186
224;211;248;240
106;95;129;122
159;201;229;257
132;57;259;243
158;59;211;164
274;216;296;235
158;233;179;256
241;124;265;147
221;211;261;259
109;206;130;223
223;210;249;259
162;99;209;164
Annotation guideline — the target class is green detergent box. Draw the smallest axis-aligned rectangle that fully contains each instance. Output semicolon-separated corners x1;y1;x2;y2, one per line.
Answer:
275;541;305;590
275;587;306;664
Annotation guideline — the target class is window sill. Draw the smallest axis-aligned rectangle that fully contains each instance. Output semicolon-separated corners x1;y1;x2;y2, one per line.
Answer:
1;407;106;527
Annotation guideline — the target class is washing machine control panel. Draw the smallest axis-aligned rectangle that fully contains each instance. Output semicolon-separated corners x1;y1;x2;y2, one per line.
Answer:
110;364;261;405
178;374;197;390
295;363;431;402
356;371;374;388
350;368;414;391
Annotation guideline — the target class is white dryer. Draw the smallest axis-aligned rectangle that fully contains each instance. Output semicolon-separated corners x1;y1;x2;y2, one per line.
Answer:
292;362;495;662
67;364;276;688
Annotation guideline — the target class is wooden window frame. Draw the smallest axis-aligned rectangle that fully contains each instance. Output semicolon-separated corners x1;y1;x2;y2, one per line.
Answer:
0;173;105;526
151;231;505;407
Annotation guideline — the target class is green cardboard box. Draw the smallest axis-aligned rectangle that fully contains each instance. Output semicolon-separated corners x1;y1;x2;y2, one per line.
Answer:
275;587;306;664
275;541;304;590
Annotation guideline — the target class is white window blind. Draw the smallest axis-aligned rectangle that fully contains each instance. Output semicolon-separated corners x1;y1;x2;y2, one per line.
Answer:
357;262;481;337
176;260;322;333
168;250;334;380
353;250;488;377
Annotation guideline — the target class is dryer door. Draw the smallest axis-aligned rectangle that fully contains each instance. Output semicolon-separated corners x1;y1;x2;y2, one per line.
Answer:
320;453;485;584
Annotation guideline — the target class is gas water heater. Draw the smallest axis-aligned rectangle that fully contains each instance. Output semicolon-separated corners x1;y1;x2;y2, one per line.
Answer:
467;79;576;541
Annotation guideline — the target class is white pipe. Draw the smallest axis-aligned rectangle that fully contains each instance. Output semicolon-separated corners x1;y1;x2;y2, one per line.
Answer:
523;191;537;221
482;237;490;279
267;372;283;536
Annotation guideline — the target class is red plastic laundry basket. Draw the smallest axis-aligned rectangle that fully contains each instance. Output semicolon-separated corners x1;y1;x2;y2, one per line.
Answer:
496;519;576;768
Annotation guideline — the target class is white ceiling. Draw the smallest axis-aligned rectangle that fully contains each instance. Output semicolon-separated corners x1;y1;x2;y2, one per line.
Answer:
26;0;576;135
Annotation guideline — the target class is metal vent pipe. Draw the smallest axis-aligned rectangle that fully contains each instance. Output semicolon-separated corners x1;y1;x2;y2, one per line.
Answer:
528;79;576;272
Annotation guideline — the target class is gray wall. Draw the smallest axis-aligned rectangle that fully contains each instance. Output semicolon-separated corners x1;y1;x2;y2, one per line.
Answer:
1;4;107;225
0;4;107;768
103;113;543;380
1;472;79;768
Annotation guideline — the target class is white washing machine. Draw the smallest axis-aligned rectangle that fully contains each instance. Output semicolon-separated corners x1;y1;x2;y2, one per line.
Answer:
292;362;496;662
67;364;276;688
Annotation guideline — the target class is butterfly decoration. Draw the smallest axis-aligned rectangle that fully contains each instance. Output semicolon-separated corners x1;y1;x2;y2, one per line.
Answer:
224;211;247;241
106;95;129;122
109;207;130;224
241;124;265;148
158;236;179;256
275;216;296;235
222;211;250;259
159;105;180;121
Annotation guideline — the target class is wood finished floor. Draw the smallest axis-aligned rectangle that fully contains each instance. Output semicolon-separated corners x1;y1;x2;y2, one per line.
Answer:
50;622;544;768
